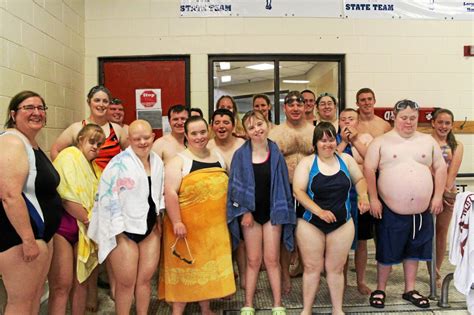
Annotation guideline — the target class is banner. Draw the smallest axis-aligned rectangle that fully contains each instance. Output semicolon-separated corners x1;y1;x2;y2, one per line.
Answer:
180;0;473;19
180;0;343;17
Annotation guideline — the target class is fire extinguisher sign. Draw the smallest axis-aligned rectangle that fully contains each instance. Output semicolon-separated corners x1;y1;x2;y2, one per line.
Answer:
135;89;162;110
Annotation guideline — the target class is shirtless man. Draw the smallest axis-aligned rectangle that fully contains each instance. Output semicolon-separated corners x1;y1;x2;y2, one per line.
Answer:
355;88;391;138
336;109;373;295
301;89;317;125
152;104;189;164
107;98;129;134
364;100;446;309
269;90;314;294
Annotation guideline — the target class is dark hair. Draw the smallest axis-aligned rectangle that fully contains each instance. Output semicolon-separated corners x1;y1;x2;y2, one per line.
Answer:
212;108;235;126
284;91;302;104
167;104;189;117
5;91;46;128
340;108;358;116
190;107;203;117
312;121;337;154
75;124;106;147
356;88;375;102
316;93;337;107
252;94;273;122
183;116;208;146
110;98;123;105
301;89;316;98
216;95;237;113
432;108;458;152
241;110;269;132
87;86;112;103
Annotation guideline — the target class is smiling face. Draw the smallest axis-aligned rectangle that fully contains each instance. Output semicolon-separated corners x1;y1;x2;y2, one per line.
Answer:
356;92;376;116
284;97;305;123
431;112;453;139
185;120;209;150
302;91;316;115
253;97;271;119
169;110;189;135
317;96;337;121
244;116;269;143
107;103;125;124
11;96;46;134
316;132;337;158
128;120;155;159
217;97;234;112
394;107;419;138
88;91;110;119
212;114;234;141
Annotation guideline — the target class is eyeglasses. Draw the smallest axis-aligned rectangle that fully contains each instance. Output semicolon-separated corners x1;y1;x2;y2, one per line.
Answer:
17;105;48;112
394;100;419;111
170;237;195;265
285;96;304;104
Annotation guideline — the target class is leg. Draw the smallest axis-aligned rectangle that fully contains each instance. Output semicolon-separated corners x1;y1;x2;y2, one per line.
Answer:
435;206;453;280
0;240;52;315
108;234;139;315
355;240;371;295
135;226;161;315
47;235;74;315
105;258;116;299
85;267;99;312
236;241;247;289
172;302;187;315
280;244;292;294
32;240;54;315
262;222;283;307
325;220;355;315
198;300;216;315
242;221;263;308
403;259;419;292
376;263;392;291
296;220;325;315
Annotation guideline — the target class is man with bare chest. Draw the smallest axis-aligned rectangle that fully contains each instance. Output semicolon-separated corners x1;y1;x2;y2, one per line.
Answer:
152;104;189;164
356;88;391;138
268;91;314;294
364;100;446;309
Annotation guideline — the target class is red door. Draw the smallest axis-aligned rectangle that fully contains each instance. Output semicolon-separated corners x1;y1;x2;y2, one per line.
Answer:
99;56;190;138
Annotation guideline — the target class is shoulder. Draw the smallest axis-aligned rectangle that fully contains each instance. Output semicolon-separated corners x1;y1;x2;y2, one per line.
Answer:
0;132;28;155
235;137;245;147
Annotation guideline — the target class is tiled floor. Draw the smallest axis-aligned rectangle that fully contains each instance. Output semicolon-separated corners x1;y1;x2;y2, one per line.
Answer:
29;253;468;314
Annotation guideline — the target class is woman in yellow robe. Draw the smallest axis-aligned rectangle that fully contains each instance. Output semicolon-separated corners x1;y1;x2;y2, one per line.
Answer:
159;116;235;314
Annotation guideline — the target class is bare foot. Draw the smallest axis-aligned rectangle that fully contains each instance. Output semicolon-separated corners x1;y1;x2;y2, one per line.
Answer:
357;282;372;295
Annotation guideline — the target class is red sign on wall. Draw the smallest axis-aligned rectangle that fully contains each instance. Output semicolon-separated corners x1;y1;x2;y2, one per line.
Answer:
140;90;157;107
374;107;436;123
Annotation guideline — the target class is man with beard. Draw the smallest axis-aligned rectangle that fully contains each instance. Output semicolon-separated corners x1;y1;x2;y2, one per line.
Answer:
152;104;189;164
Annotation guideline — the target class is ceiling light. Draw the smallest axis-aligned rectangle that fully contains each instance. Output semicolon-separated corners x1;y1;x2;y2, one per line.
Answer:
221;75;231;83
245;63;274;71
282;80;310;84
219;62;230;70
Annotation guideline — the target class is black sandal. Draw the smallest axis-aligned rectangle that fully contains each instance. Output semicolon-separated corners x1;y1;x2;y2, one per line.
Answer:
402;290;430;308
369;290;385;308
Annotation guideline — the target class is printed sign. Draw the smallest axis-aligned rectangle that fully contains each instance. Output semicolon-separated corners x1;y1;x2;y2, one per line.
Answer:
135;89;161;110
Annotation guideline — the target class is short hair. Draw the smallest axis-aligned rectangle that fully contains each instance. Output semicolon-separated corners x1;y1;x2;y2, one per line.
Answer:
340;108;358;116
167;104;189;117
316;93;337;107
87;86;112;103
184;116;208;135
284;91;303;104
75;123;106;147
356;88;375;102
301;89;316;98
5;91;46;128
190;107;203;117
312;121;337;154
212;108;235;126
241;110;269;132
110;98;123;105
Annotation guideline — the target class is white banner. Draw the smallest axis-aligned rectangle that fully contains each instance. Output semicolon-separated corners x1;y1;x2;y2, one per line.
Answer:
180;0;343;17
344;0;474;20
180;0;473;19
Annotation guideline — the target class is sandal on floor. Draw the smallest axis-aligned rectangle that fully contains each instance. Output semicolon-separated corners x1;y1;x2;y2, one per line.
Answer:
272;306;286;315
240;306;255;315
402;290;430;308
369;290;385;309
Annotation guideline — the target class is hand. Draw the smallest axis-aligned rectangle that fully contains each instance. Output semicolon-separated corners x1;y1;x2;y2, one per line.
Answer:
241;212;254;228
317;209;337;224
341;127;351;142
358;199;370;214
173;221;187;238
346;126;358;142
369;198;383;219
430;195;444;215
22;238;40;263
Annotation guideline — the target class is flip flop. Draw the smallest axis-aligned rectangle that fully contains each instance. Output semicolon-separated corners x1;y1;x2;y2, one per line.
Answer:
272;306;287;315
369;290;385;309
402;290;430;308
240;306;255;315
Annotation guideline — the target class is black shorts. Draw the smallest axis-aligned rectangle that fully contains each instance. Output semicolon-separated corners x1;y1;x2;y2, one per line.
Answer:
357;211;374;240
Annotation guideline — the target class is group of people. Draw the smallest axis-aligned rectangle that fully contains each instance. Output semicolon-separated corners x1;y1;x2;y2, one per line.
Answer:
0;85;463;315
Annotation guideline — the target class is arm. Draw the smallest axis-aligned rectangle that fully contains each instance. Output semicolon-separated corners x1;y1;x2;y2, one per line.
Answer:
351;132;370;158
363;139;382;218
0;136;39;261
50;124;77;160
112;123;129;150
164;156;186;238
342;153;370;214
430;141;448;214
152;138;165;161
293;155;336;223
63;200;89;225
446;141;463;191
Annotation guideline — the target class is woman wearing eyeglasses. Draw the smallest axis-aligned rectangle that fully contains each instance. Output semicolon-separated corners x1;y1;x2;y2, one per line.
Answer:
227;110;296;315
159;116;236;315
88;120;165;315
0;91;62;314
315;93;339;132
47;124;105;315
293;122;369;315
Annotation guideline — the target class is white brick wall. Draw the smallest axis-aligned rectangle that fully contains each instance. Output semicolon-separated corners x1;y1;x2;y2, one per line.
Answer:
0;0;85;152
